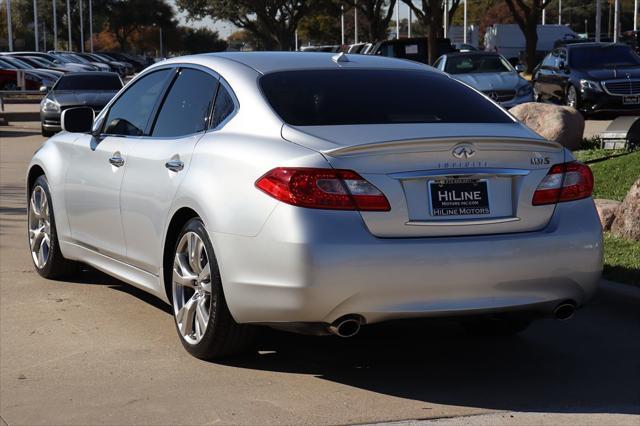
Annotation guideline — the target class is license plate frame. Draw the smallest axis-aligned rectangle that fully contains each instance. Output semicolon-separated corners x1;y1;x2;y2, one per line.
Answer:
429;178;491;217
623;95;640;105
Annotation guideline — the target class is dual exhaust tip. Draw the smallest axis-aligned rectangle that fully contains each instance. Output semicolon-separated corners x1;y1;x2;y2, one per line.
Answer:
328;303;576;337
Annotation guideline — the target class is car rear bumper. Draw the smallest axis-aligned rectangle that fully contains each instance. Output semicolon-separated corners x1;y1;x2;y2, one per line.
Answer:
214;198;603;325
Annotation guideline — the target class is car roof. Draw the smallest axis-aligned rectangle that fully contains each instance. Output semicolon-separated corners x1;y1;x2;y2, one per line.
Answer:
176;51;433;74
60;71;120;77
564;42;629;49
443;51;501;58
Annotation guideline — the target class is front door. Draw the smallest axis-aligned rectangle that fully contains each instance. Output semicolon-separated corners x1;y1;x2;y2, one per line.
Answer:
64;68;175;259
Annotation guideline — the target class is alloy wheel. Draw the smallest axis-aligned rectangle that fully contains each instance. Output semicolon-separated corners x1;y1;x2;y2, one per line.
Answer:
172;231;212;345
567;86;578;108
28;186;51;269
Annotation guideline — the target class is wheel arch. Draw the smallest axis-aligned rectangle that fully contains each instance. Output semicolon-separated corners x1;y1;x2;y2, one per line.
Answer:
162;207;200;301
27;164;46;195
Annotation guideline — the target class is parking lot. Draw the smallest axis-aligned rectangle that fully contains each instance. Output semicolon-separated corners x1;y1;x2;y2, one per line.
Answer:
0;120;639;425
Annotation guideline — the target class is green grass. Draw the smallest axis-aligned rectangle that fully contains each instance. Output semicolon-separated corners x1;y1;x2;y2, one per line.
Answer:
573;148;625;163
588;150;640;201
603;233;640;286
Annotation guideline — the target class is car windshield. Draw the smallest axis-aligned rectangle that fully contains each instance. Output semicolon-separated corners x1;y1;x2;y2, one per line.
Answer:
54;74;122;91
260;69;512;126
445;55;513;74
27;57;56;67
569;45;640;68
1;57;34;69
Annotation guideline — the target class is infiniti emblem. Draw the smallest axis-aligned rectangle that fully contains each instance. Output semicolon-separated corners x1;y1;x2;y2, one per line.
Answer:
452;144;476;159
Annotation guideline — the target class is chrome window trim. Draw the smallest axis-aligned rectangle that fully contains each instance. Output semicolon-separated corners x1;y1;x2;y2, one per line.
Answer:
390;168;531;180
206;77;240;132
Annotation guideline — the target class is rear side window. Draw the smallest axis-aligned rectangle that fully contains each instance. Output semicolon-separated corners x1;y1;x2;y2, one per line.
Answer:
210;84;235;129
103;69;171;136
260;69;512;126
152;68;219;137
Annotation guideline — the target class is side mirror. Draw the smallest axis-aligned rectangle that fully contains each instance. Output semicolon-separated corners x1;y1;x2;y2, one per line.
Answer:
39;85;49;93
61;106;94;133
515;64;526;73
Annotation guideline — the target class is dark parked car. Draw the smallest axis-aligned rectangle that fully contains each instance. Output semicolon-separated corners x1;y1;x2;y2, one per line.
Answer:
368;37;455;64
40;72;123;136
532;42;640;115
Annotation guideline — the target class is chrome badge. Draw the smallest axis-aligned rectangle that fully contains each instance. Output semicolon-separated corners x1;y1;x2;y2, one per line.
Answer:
452;144;476;159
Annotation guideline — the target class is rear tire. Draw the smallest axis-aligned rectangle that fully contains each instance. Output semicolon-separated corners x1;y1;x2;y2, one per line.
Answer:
171;218;256;360
28;175;79;279
462;317;532;336
565;85;580;110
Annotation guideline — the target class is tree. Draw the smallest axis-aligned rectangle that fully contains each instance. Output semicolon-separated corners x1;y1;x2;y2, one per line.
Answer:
401;0;460;64
178;27;227;54
176;0;325;51
107;0;176;52
503;0;553;73
346;0;396;42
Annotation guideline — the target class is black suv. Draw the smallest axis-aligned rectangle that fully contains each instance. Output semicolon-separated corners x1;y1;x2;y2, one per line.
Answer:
532;42;640;115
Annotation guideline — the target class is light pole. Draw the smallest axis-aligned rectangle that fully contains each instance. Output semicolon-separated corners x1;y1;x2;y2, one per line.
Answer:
396;0;399;39
66;0;71;50
79;0;84;52
635;0;638;31
5;0;13;51
443;0;448;38
542;8;546;25
408;4;412;38
595;0;601;41
341;5;345;45
34;0;39;52
52;0;57;50
614;0;619;42
354;0;358;43
463;0;467;44
558;0;562;25
89;0;93;52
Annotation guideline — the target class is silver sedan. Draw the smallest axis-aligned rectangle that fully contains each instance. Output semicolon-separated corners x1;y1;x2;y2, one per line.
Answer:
27;52;602;360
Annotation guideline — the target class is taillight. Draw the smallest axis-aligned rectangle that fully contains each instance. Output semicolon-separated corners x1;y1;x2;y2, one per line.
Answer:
532;162;594;206
255;167;391;211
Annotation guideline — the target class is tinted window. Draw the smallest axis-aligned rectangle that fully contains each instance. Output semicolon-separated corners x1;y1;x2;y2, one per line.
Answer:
569;45;640;68
210;84;235;129
103;69;171;136
542;53;557;68
260;69;511;126
54;74;122;91
444;55;513;74
152;69;219;137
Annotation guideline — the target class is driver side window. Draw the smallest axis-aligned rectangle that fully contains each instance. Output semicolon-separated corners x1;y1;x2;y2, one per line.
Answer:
103;69;173;136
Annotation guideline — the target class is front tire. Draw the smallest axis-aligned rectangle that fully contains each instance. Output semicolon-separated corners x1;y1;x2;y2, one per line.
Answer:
171;218;256;360
28;175;78;278
566;85;580;109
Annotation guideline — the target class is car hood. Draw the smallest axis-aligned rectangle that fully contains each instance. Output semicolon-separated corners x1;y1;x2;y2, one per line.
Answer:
452;72;523;91
51;91;118;107
581;67;640;80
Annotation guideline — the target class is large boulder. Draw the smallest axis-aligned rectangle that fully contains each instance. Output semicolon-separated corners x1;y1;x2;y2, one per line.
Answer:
509;103;585;150
611;178;640;241
594;199;622;231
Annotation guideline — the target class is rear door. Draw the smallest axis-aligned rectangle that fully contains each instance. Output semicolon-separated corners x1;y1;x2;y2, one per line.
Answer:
119;66;221;273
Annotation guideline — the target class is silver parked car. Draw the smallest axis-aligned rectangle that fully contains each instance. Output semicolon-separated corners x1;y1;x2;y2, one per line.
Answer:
434;51;533;108
27;52;602;360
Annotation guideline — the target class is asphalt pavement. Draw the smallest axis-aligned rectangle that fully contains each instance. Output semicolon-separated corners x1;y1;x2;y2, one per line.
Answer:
0;122;639;425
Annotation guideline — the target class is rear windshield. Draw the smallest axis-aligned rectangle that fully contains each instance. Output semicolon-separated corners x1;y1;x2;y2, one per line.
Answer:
445;55;513;74
260;69;511;126
54;74;122;91
569;46;640;68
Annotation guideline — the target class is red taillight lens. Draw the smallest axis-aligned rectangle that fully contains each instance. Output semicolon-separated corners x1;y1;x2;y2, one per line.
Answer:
532;162;594;206
255;167;391;211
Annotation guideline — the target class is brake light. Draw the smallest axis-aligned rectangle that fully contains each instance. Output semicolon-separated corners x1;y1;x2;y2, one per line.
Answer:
532;162;593;206
255;167;391;211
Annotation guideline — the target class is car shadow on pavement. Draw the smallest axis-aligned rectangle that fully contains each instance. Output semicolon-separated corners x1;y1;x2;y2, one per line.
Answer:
224;291;640;415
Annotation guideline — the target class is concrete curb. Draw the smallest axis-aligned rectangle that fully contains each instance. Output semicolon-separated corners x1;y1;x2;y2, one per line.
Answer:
598;279;640;301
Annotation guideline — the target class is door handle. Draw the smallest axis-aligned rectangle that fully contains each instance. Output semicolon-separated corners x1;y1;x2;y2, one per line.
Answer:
165;159;184;172
109;155;125;167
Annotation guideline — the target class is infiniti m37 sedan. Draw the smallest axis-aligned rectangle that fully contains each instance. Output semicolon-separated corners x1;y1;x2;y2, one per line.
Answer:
27;52;602;359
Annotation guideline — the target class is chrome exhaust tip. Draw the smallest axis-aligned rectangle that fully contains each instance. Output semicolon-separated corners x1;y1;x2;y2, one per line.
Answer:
328;316;363;338
554;302;576;320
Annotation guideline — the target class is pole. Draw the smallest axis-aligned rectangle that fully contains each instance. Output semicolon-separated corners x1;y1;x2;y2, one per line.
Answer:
89;0;93;52
294;30;298;51
443;0;448;38
34;0;39;52
463;0;467;43
52;0;57;50
635;0;638;31
6;0;13;51
354;1;358;43
79;0;84;52
595;0;601;41
614;0;619;42
542;8;546;25
396;0;399;39
408;5;412;38
558;0;562;25
66;0;71;50
43;21;46;51
159;27;163;58
340;5;345;45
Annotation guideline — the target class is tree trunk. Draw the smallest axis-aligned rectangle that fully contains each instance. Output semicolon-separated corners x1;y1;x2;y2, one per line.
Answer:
524;22;538;73
427;22;439;65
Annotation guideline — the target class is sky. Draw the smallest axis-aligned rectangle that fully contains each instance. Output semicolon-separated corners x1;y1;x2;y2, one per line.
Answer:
168;0;236;38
